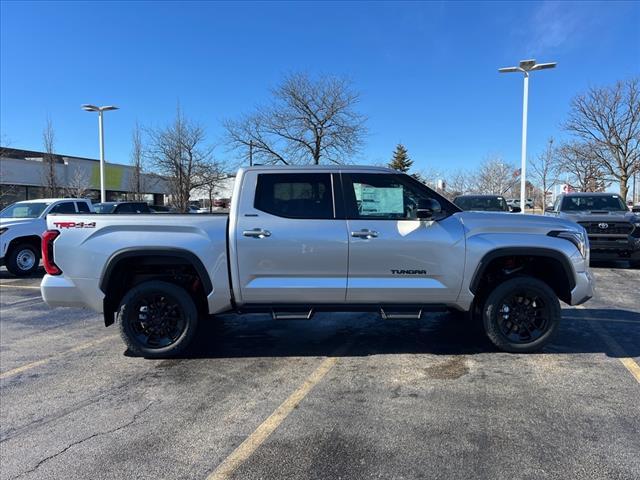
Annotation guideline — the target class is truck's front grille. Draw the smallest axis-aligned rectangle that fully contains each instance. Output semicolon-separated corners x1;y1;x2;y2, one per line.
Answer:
578;222;634;235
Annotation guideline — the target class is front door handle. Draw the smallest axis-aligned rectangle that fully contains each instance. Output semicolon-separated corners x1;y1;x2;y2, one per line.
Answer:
351;229;378;239
243;228;271;238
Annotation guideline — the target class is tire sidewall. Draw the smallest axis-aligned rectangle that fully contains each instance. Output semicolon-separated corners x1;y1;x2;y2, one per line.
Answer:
6;243;40;276
117;280;198;358
482;276;561;353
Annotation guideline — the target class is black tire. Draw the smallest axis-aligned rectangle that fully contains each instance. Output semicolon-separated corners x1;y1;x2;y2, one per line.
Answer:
482;276;561;353
117;280;199;358
629;260;640;269
6;243;40;276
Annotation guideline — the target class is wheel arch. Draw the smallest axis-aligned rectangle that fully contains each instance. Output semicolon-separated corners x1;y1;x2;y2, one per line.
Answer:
100;248;213;327
469;247;576;305
7;235;42;254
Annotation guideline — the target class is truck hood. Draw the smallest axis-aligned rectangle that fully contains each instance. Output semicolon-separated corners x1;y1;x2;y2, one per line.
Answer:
455;211;581;235
558;211;639;223
0;218;40;228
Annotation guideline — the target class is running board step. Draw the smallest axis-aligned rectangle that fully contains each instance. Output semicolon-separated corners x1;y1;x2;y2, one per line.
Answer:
380;308;423;320
271;309;314;321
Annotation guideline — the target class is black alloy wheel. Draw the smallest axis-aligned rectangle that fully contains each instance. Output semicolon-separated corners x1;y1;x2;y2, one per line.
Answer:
482;276;561;353
117;280;198;358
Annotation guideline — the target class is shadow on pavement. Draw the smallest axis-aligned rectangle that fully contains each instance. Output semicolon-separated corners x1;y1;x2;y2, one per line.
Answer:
159;307;640;360
0;266;45;280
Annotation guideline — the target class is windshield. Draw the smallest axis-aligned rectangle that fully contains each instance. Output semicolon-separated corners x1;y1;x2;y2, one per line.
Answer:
561;195;627;212
93;203;116;213
455;196;508;212
0;202;49;219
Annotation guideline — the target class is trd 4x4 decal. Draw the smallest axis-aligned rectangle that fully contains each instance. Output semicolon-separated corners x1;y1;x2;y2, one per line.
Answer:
53;221;96;229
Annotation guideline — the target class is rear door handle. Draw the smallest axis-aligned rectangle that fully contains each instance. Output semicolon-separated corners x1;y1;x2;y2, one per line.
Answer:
243;228;271;238
351;229;378;239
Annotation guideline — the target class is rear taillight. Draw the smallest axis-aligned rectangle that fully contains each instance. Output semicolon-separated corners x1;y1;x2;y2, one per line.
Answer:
42;230;61;275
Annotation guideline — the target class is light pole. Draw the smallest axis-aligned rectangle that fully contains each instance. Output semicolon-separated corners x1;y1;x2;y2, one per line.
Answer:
499;59;556;213
82;104;119;202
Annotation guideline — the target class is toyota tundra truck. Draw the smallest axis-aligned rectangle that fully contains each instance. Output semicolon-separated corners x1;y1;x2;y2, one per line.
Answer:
40;166;594;357
546;192;640;267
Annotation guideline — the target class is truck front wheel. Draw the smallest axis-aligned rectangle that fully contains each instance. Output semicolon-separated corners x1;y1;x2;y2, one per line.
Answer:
117;280;199;358
482;276;561;353
6;243;40;276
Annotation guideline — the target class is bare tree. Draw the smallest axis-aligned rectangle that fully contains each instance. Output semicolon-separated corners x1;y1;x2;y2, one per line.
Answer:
557;141;609;192
476;156;519;195
530;138;561;208
42;118;58;197
196;160;226;212
445;169;474;197
147;108;213;212
64;167;91;198
564;77;640;200
129;122;145;200
225;73;367;165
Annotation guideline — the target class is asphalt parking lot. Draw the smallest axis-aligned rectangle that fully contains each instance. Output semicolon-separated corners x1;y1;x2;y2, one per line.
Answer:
1;265;638;480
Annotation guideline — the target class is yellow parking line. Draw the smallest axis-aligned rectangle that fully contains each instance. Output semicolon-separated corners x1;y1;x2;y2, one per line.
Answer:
0;335;118;380
207;356;339;480
0;285;41;290
576;305;640;384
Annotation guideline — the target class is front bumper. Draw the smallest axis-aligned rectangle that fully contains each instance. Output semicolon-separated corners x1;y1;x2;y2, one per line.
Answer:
588;235;640;261
570;269;595;305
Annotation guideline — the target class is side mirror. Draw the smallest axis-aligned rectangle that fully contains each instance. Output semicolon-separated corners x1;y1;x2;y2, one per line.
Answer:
632;206;640;213
510;206;521;213
416;208;433;219
545;207;554;213
416;198;440;219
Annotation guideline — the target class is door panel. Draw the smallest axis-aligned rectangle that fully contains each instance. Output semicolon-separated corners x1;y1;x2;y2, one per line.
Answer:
346;216;465;303
235;171;349;304
343;173;466;304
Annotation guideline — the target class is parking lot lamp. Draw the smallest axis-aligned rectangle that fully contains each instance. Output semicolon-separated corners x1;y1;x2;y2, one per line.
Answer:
81;104;119;202
499;60;556;213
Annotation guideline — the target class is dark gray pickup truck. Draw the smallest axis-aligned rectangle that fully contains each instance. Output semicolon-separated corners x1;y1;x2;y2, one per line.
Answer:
547;192;640;267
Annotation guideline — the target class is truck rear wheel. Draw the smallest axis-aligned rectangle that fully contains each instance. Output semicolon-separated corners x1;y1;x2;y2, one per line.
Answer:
117;280;198;358
6;243;40;276
482;276;560;353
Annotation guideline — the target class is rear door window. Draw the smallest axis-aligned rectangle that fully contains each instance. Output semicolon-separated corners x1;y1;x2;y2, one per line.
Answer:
49;202;76;214
254;173;334;219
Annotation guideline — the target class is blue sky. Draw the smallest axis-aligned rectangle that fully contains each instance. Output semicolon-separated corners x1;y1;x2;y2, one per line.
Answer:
1;1;638;173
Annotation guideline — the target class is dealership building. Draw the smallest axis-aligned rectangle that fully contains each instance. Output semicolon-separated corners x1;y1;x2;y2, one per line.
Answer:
0;147;169;208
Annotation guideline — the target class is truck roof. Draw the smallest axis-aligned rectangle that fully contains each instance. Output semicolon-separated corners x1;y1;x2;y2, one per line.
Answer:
240;164;395;173
14;198;91;203
559;192;621;197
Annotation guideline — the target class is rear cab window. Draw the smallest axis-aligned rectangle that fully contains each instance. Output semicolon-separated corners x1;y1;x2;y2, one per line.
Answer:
254;173;335;219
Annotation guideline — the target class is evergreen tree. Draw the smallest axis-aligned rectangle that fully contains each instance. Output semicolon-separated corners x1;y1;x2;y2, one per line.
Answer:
388;144;413;172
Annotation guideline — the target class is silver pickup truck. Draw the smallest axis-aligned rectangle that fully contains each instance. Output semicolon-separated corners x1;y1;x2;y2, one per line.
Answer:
41;165;594;357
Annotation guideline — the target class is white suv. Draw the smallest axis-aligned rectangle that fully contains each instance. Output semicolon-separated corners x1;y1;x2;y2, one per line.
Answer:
0;198;93;276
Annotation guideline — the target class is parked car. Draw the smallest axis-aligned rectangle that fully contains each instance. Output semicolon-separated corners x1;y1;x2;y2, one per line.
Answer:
149;205;176;213
41;165;594;357
213;198;231;209
546;192;640;267
93;202;152;214
508;198;534;209
0;198;93;276
453;195;519;213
